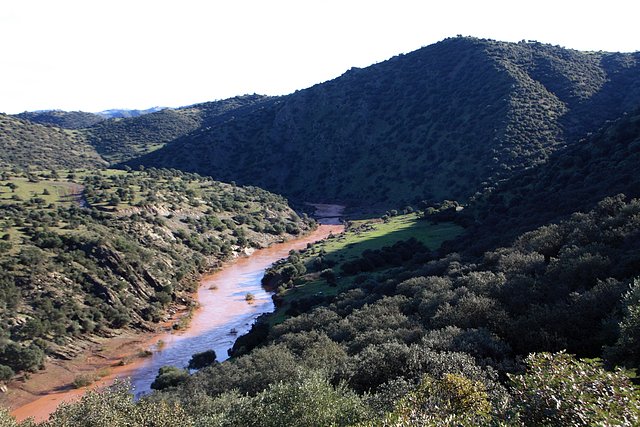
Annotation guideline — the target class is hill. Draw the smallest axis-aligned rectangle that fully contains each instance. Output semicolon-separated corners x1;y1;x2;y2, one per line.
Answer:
96;107;166;119
0;114;106;169
0;167;314;376
13;111;105;129
126;37;640;208
85;95;271;163
453;109;640;254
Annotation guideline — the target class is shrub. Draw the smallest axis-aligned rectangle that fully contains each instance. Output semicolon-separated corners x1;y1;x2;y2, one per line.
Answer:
509;352;640;426
46;380;193;426
72;374;95;389
0;365;14;381
151;366;189;390
187;350;217;370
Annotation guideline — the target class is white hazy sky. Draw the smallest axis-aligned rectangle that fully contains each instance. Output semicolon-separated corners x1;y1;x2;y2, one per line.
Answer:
1;0;638;114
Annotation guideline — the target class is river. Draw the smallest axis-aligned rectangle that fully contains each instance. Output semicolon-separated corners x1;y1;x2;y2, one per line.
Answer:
10;204;344;422
128;220;344;397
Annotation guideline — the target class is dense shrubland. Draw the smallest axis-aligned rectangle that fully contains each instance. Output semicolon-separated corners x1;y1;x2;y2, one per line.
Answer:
458;109;640;254
165;196;640;424
83;95;271;163
2;352;637;425
2;36;640;425
147;193;635;423
0;115;105;170
11;196;631;425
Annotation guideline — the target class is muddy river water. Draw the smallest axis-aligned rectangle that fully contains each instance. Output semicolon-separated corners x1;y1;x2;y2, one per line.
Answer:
11;205;344;422
129;220;344;397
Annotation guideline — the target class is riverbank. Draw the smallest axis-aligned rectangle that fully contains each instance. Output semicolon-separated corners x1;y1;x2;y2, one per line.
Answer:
8;206;344;423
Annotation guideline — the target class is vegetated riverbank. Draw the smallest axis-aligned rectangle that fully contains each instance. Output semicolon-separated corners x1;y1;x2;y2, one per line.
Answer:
8;205;345;423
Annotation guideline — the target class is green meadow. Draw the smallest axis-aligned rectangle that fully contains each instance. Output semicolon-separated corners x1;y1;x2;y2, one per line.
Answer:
270;214;463;323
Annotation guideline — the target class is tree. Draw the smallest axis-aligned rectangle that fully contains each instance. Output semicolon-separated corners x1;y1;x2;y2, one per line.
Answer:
509;352;640;426
151;366;189;390
605;278;640;369
0;342;45;373
188;350;217;370
0;365;14;381
370;373;492;426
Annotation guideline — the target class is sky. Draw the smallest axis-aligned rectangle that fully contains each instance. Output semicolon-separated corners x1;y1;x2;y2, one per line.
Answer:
1;0;639;114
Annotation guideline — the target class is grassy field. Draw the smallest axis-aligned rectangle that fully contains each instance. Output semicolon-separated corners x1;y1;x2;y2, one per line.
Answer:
311;213;462;264
0;177;77;205
0;171;82;256
269;214;464;324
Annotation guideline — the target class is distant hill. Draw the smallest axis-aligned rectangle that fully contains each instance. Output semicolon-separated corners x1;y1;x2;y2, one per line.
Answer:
96;107;166;119
13;107;166;129
14;110;105;129
85;95;271;163
0;114;106;169
126;37;640;208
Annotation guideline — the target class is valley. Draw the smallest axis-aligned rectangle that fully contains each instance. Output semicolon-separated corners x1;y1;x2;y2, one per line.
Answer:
1;36;640;426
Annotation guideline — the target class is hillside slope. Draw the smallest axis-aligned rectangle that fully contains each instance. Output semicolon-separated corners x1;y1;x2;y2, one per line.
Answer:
0;168;314;376
13;111;105;129
0;114;106;169
456;109;640;254
85;95;271;163
127;37;640;208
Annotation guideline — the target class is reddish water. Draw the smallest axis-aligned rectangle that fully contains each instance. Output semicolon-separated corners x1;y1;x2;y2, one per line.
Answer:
11;211;344;422
128;223;344;397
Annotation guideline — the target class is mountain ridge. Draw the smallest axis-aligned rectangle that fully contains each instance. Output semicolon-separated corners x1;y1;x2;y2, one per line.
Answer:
124;37;640;208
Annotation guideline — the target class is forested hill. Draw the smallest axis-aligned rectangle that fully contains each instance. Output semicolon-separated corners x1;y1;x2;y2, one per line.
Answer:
0;114;106;169
14;111;105;129
126;37;640;207
457;109;640;254
82;95;272;163
6;96;272;166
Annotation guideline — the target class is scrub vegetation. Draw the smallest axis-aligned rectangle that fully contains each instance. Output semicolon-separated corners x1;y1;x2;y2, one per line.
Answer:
0;167;313;378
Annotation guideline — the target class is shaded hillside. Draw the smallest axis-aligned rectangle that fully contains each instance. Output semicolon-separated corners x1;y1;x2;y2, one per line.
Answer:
128;37;640;208
0;114;106;169
86;95;271;163
14;111;104;129
457;109;640;254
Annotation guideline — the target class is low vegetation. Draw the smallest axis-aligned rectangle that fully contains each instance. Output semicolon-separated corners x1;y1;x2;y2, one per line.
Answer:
2;36;640;426
148;197;640;425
